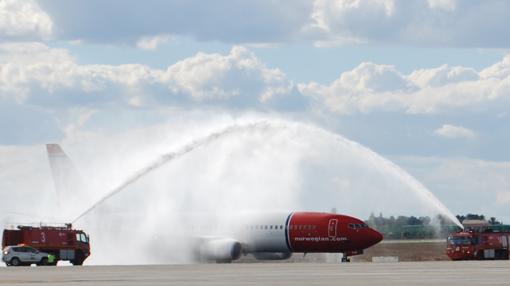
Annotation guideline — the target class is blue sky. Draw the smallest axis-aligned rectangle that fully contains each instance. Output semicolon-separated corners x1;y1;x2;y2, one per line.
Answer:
1;0;510;223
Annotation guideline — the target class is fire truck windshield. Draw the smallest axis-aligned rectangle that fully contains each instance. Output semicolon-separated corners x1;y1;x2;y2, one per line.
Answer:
76;233;89;243
447;236;473;246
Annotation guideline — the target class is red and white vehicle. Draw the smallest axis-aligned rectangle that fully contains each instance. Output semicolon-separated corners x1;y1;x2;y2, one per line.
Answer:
447;229;510;260
46;144;383;263
192;211;382;262
2;224;90;265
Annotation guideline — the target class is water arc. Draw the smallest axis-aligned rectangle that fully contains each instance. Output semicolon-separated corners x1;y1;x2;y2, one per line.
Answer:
73;120;463;229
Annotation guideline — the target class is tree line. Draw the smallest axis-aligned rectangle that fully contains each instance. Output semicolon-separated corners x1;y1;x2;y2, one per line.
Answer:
365;213;503;240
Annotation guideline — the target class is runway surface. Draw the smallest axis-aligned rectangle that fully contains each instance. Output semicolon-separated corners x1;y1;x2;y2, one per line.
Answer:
1;261;509;286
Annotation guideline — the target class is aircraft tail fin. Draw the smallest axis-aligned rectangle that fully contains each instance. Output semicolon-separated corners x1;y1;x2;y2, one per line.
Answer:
46;144;87;208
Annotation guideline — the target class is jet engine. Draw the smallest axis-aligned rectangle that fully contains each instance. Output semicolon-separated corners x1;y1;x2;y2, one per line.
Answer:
196;238;242;263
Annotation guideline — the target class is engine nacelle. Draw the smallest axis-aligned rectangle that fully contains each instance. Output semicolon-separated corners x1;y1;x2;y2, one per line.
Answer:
197;238;242;263
252;252;292;260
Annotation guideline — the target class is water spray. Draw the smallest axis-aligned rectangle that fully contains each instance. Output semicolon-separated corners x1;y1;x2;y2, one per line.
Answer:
72;121;272;223
72;120;463;229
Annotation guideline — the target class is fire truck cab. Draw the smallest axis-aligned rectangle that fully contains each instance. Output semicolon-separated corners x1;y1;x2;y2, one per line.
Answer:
2;224;90;265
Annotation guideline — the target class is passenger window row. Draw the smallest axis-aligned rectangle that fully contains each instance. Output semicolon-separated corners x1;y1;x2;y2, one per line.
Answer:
248;225;284;230
247;225;318;231
289;225;317;231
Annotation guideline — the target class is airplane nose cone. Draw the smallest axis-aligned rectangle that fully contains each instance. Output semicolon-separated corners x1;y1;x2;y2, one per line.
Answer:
368;228;383;247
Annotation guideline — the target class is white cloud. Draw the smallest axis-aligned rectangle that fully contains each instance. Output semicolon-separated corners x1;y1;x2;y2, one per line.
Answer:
409;65;479;88
164;46;293;103
299;55;510;114
0;43;295;108
0;42;75;102
434;124;476;139
335;62;412;92
0;42;72;64
136;34;172;51
3;42;510;117
0;0;53;40
298;62;415;114
309;0;510;48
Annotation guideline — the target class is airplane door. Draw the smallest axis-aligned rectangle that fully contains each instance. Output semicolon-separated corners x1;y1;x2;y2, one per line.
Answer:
328;219;338;238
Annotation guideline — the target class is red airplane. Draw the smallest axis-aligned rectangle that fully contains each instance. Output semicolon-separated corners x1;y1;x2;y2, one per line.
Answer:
192;211;383;262
47;144;383;263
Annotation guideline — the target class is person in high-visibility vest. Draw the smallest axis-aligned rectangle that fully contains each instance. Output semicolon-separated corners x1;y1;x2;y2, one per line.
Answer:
47;254;56;265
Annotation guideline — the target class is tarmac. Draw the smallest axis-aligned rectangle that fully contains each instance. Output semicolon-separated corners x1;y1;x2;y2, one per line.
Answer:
0;261;509;286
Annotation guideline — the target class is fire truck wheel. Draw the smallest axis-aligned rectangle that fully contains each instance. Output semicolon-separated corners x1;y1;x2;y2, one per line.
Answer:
38;257;48;266
72;252;84;265
72;260;83;266
10;257;21;267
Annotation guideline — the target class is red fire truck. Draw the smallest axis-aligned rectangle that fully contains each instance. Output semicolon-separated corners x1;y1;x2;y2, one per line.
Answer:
2;224;90;265
447;225;510;260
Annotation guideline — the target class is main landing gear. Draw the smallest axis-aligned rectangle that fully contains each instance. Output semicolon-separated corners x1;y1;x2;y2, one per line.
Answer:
341;254;351;263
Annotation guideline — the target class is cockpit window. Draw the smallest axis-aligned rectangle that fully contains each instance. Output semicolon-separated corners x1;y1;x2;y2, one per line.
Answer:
349;223;369;229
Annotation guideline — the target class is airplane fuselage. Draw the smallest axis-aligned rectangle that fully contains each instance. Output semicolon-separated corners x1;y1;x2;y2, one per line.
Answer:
194;211;383;262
